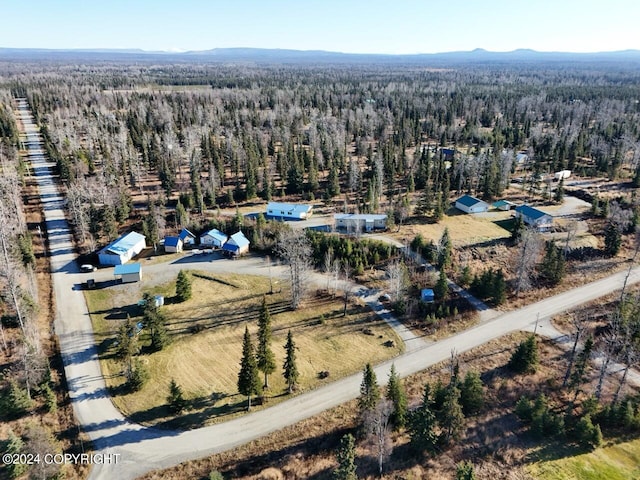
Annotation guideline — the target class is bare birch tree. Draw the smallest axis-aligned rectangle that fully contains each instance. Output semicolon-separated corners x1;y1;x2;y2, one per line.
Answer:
514;226;542;295
276;229;312;310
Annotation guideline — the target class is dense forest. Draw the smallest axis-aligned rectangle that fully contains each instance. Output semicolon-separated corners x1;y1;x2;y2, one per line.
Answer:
1;60;639;251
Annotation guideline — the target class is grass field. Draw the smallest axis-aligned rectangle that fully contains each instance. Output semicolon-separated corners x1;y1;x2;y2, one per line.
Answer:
395;208;513;247
528;438;640;480
85;271;402;428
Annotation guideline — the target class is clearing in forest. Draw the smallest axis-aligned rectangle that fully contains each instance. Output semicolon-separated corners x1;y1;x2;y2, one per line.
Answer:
84;271;403;428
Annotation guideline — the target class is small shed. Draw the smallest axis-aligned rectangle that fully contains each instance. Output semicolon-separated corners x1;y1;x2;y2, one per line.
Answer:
493;199;516;211
266;202;313;220
164;236;183;253
222;231;250;256
178;228;197;246
421;289;435;303
515;205;553;231
455;195;489;214
114;263;142;283
200;228;228;248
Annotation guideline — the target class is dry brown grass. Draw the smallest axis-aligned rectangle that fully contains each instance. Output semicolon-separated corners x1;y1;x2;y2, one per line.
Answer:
85;272;403;428
139;332;573;480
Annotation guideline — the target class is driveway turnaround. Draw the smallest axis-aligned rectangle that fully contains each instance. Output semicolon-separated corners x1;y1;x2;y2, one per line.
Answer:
16;99;640;479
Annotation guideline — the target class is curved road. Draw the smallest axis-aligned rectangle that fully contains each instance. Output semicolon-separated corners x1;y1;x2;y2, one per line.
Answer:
16;99;640;480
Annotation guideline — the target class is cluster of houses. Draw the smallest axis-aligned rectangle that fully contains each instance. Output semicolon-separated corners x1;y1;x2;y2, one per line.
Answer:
454;194;553;230
164;227;250;257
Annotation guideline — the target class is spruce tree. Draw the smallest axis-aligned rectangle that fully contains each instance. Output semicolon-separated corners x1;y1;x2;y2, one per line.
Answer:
283;330;299;393
408;384;438;455
142;293;169;351
238;326;261;410
256;297;276;389
437;228;452;269
385;364;408;429
456;461;477;480
434;270;448;301
334;433;358;480
439;385;465;445
508;335;539;374
604;222;622;256
175;270;192;302
359;363;380;414
167;378;187;413
459;371;484;415
5;430;28;478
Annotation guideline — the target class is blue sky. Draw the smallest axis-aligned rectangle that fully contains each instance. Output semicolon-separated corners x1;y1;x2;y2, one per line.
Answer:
1;0;639;54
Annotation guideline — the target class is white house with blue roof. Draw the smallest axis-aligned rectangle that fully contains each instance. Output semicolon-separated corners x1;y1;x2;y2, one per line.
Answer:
515;205;553;230
200;228;228;248
98;231;146;266
455;194;489;214
222;231;250;256
178;228;197;246
266;202;313;220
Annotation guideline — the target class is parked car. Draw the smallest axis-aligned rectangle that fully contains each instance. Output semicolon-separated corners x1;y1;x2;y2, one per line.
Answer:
80;264;97;272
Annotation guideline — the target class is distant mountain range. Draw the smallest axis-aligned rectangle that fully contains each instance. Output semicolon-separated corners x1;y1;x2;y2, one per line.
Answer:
2;47;640;64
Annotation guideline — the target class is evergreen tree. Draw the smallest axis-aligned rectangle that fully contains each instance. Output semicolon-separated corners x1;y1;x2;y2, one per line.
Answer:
554;177;565;203
167;378;187;413
434;270;448;301
175;270;192;302
575;414;603;450
459;371;484;415
511;214;525;243
408;384;438;455
116;316;139;379
175;200;188;228
493;269;507;305
142;293;169;351
0;380;33;419
5;430;28;478
439;385;465;445
508;335;539;374
283;330;299;393
604;222;622;256
359;363;380;414
334;433;358;480
385;364;407;429
569;336;594;393
129;358;150;391
456;461;477;480
437;228;453;269
256;297;276;389
102;206;118;241
238;327;261;410
540;241;565;285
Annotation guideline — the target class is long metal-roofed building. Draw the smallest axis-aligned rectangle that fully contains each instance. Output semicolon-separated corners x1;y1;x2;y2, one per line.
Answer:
97;231;146;266
334;213;388;232
266;202;313;220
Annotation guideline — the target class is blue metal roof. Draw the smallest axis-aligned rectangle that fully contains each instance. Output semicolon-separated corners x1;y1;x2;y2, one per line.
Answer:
456;195;485;208
164;236;180;247
114;263;141;275
267;202;312;215
224;231;250;250
515;205;549;220
334;213;387;221
202;228;228;243
178;228;196;241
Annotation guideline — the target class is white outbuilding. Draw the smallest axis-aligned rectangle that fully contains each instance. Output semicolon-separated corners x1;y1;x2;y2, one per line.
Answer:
200;228;228;248
114;263;142;283
455;195;489;214
98;232;146;266
266;202;313;220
